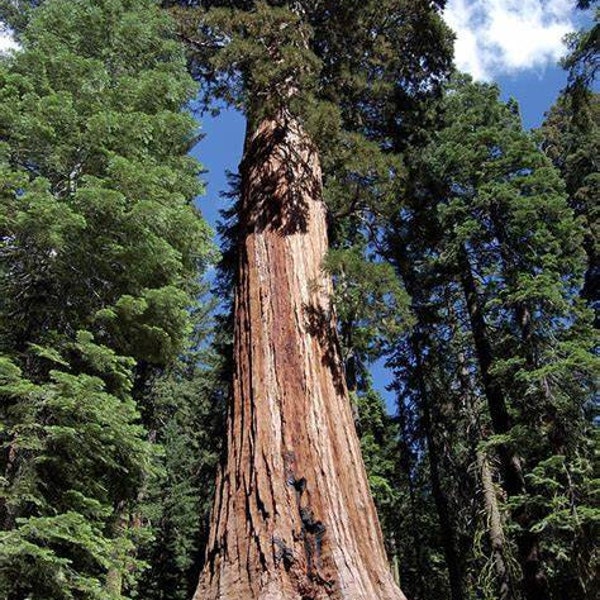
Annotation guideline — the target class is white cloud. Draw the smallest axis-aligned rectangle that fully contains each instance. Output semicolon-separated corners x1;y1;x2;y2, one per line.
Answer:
0;22;19;54
444;0;577;80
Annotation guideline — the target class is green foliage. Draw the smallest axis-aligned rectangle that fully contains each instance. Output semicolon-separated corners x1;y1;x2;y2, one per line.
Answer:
169;0;454;120
423;74;593;407
511;452;599;597
0;0;214;597
561;4;599;89
0;353;153;598
4;1;594;599
321;131;405;225
384;74;598;599
134;300;227;600
324;247;412;365
355;389;400;519
0;0;213;357
540;90;599;323
0;0;42;33
203;2;321;121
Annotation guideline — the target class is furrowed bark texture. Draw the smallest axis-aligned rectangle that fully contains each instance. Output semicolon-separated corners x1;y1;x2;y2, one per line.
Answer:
194;113;405;600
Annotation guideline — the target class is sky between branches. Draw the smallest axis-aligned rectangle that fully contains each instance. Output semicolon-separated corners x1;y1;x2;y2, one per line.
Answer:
0;0;592;409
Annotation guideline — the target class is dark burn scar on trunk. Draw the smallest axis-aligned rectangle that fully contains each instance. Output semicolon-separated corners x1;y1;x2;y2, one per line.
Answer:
286;472;328;578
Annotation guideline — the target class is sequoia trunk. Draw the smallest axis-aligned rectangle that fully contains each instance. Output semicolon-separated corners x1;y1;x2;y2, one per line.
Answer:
194;112;404;600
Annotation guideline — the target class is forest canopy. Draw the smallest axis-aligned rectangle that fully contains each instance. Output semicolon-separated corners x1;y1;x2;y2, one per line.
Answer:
0;1;597;600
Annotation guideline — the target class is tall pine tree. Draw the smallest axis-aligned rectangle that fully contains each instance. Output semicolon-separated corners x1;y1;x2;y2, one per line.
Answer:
385;75;598;600
0;0;213;596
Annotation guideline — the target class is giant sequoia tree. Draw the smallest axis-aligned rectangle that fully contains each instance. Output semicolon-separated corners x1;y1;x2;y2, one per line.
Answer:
164;1;452;598
1;1;596;599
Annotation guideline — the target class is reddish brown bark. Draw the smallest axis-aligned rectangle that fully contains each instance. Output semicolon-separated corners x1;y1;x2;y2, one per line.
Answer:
194;111;405;600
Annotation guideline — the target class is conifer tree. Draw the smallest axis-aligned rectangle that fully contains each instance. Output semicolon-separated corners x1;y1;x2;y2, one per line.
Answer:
165;1;452;598
386;75;598;600
135;300;227;600
0;0;213;596
541;2;599;321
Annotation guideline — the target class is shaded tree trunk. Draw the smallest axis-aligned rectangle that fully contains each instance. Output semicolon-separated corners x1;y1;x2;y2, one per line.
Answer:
455;349;516;600
1;443;18;531
478;449;513;600
411;334;465;600
457;247;524;495
194;111;404;600
389;231;466;600
397;399;428;600
458;246;549;600
106;505;129;596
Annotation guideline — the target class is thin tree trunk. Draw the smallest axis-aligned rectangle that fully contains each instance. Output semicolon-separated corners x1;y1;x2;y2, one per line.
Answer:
194;111;404;600
458;247;524;495
458;246;548;600
455;348;516;600
1;443;18;531
391;237;466;600
478;449;513;600
411;334;465;600
106;505;129;597
389;532;401;588
397;399;427;600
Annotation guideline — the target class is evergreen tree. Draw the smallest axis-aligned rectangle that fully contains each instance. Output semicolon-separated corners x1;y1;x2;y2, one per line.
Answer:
163;1;452;598
0;0;213;596
1;2;594;599
540;91;598;312
562;1;599;90
541;2;599;320
135;300;227;600
385;75;598;600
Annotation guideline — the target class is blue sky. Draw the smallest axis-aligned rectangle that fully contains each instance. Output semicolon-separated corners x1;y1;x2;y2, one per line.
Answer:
190;1;593;407
444;0;596;128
